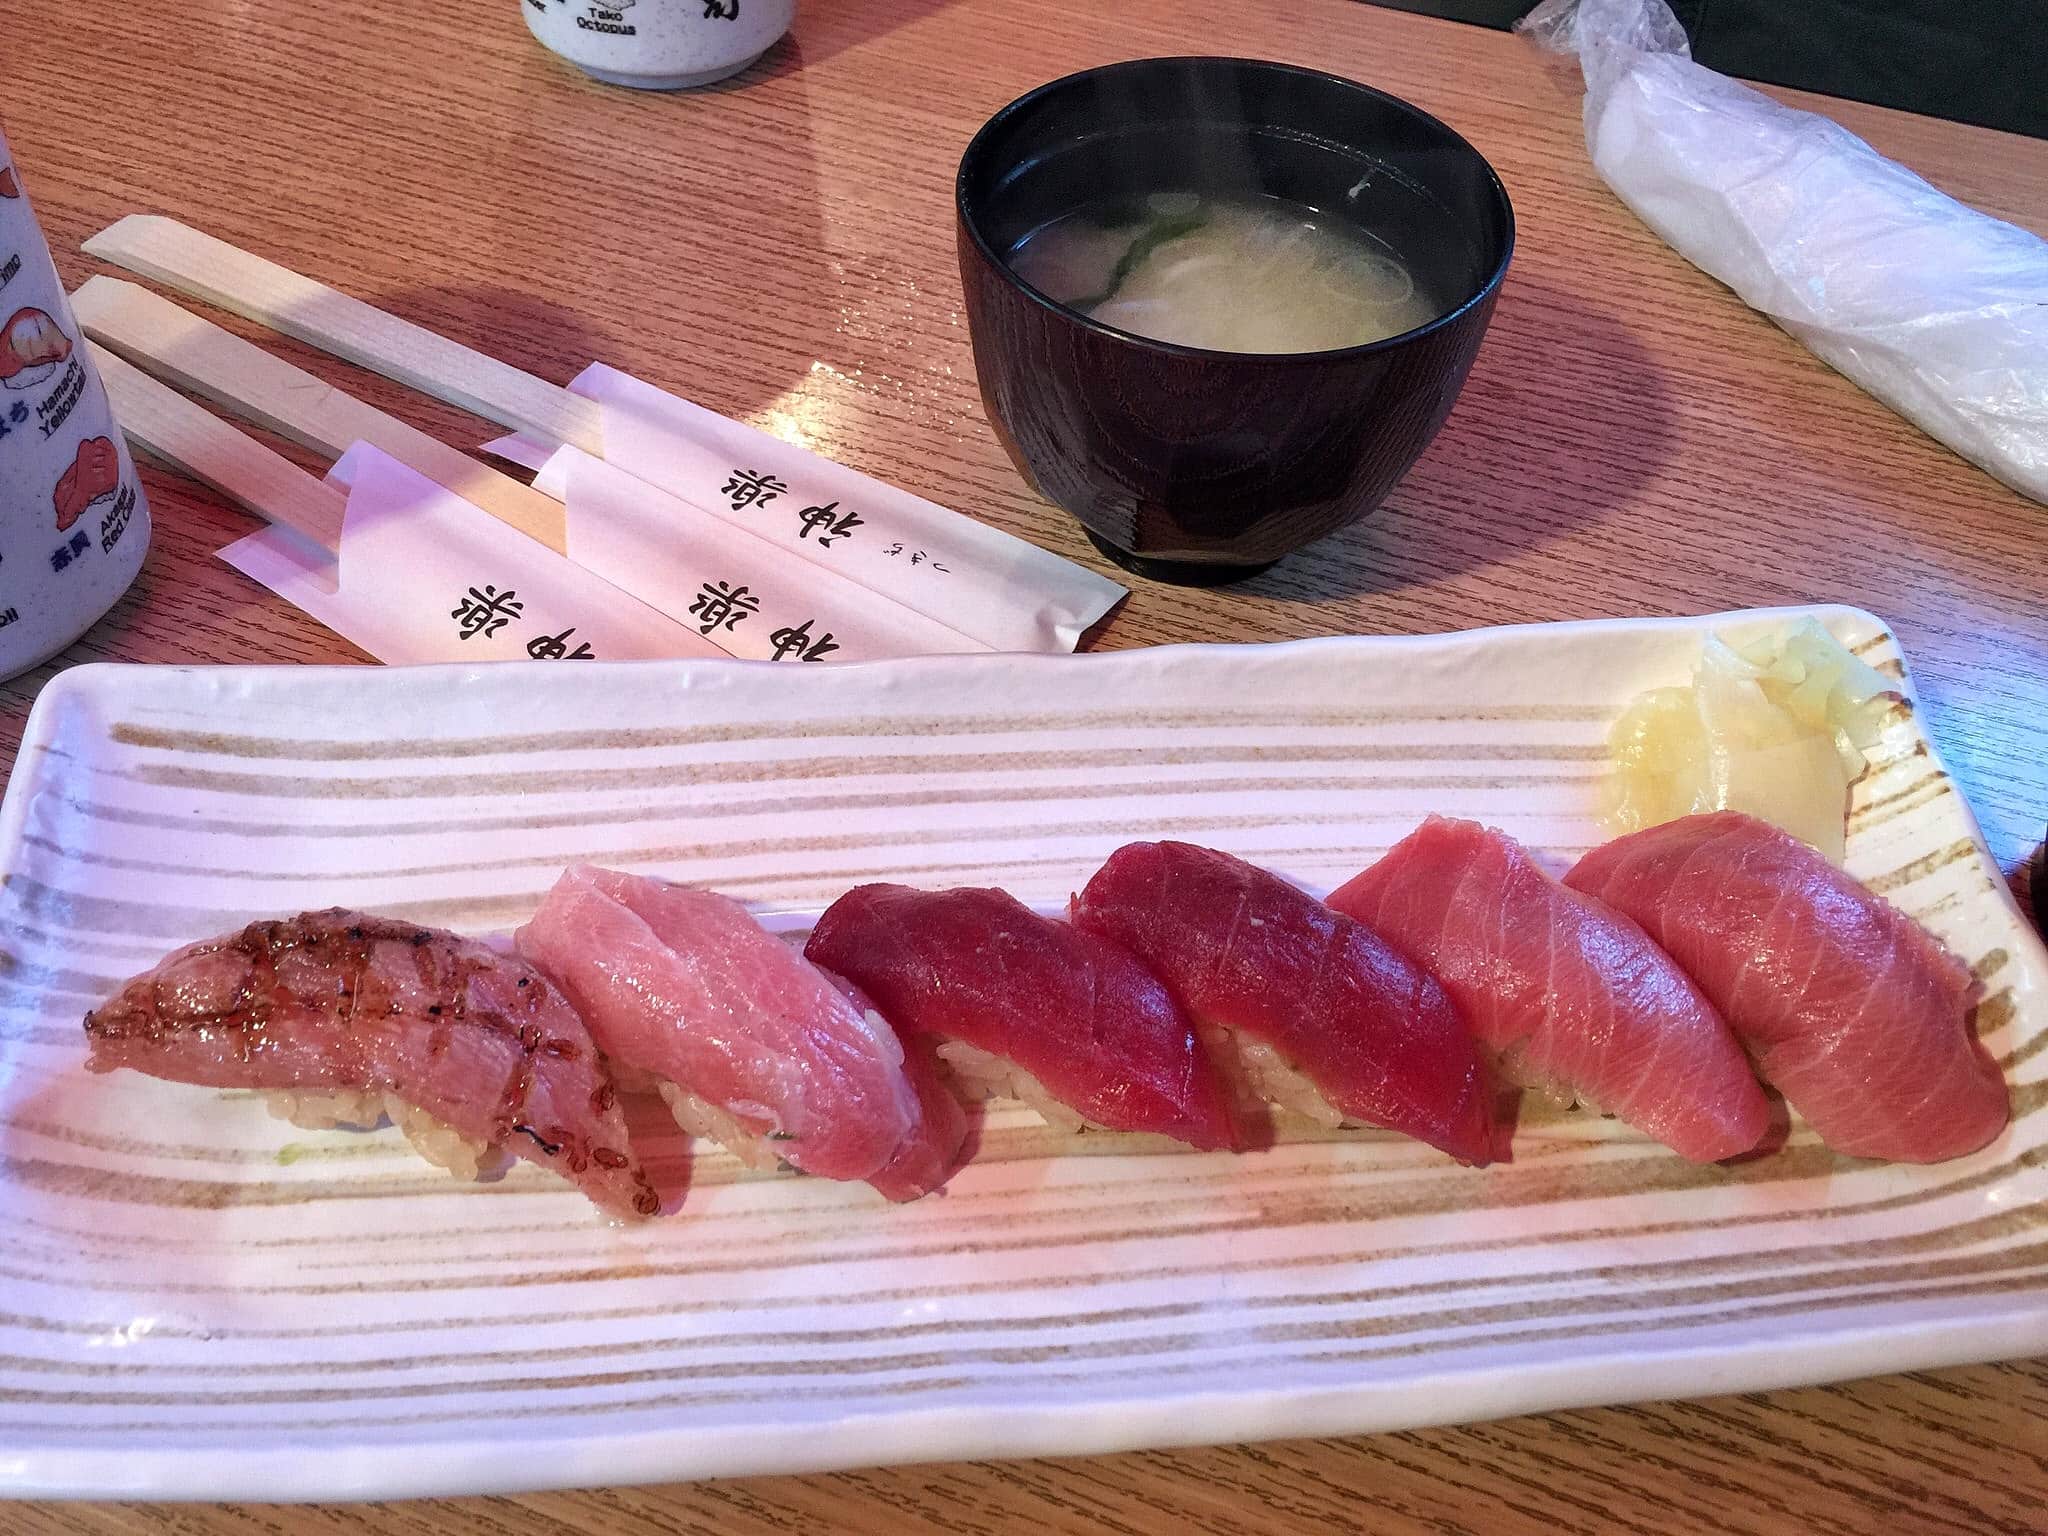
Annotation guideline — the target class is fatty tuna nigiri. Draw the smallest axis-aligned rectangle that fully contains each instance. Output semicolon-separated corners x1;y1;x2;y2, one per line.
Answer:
517;866;964;1199
804;883;1239;1151
1072;842;1500;1166
1565;811;2007;1163
1328;817;1771;1162
84;910;660;1218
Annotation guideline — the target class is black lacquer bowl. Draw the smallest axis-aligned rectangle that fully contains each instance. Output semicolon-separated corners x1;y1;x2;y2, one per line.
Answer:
957;57;1515;583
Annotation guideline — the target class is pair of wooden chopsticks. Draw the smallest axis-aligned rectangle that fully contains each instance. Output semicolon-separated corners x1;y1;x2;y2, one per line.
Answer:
76;215;603;555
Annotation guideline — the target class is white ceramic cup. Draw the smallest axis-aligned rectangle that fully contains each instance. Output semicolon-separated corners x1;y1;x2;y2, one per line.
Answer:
0;128;150;682
522;0;796;90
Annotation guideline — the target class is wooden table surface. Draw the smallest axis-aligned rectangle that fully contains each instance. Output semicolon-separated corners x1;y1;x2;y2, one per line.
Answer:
3;0;2045;1530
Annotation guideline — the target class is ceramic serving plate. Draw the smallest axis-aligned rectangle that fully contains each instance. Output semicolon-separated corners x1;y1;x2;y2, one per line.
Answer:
0;605;2042;1501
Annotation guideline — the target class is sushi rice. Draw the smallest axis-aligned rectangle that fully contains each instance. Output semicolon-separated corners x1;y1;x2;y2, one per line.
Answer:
935;1040;1098;1133
655;1080;791;1172
1491;1040;1600;1115
1199;1023;1347;1130
1199;1023;1599;1130
262;1036;1592;1185
264;1090;513;1182
614;1061;813;1174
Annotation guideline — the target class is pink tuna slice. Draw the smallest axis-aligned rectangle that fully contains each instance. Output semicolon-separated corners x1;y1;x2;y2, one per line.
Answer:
818;967;969;1202
1329;816;1771;1162
1565;811;2007;1163
1072;842;1499;1166
517;866;955;1193
804;883;1239;1152
864;1025;971;1201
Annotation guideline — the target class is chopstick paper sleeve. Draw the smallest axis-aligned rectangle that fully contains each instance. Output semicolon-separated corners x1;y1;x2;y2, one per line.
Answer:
530;445;990;662
220;444;721;665
488;364;1126;653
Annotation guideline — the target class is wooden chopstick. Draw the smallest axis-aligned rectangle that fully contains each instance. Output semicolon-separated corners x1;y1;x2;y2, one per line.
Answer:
83;214;607;457
73;276;571;554
89;340;349;554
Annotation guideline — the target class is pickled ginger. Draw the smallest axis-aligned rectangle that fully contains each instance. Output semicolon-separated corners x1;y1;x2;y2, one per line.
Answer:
1605;619;1901;863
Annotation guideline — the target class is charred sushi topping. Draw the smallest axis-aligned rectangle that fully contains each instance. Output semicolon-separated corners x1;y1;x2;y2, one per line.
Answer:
83;908;659;1219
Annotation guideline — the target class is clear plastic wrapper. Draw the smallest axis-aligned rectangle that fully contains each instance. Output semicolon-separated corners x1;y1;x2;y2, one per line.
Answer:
1524;0;2048;504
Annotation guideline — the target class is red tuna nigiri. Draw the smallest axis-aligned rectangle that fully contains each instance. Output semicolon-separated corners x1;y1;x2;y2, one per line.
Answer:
1072;842;1499;1165
804;883;1238;1151
84;910;659;1218
1329;817;1770;1162
1565;811;2007;1163
518;866;963;1198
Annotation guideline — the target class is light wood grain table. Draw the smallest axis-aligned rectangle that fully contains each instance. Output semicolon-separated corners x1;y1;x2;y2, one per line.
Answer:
3;0;2045;1530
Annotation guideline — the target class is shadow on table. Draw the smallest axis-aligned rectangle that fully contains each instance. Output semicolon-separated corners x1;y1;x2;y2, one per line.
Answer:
767;0;972;70
691;27;808;95
400;34;833;425
1242;271;1680;603
688;1;971;91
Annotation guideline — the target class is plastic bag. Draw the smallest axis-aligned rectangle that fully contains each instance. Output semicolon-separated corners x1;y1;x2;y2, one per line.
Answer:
1522;0;2048;506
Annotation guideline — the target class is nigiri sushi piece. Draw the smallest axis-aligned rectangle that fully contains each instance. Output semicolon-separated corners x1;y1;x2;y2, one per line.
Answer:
517;866;964;1199
1565;811;2007;1163
83;910;659;1218
1327;817;1771;1162
803;883;1239;1151
1071;842;1499;1165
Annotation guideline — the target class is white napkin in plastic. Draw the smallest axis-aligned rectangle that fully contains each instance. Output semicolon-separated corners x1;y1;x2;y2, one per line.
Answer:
220;444;721;665
1524;0;2048;505
485;363;1127;652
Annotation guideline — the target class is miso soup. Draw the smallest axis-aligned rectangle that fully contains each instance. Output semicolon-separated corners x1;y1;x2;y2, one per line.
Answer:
1007;192;1446;355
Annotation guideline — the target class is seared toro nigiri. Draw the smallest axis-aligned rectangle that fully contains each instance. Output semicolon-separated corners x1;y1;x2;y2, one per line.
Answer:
1071;842;1500;1165
804;883;1239;1151
517;865;965;1200
1328;817;1771;1162
83;910;659;1218
1566;811;2008;1163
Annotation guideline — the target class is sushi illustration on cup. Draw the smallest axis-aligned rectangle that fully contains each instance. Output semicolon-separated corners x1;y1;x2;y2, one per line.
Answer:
0;127;151;681
54;435;121;532
1;304;71;390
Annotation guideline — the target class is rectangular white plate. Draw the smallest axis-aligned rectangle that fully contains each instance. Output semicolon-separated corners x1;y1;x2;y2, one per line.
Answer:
0;605;2042;1502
